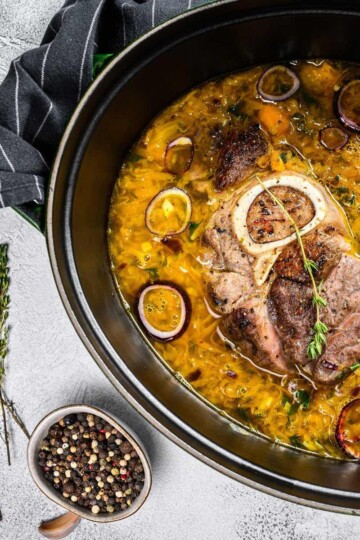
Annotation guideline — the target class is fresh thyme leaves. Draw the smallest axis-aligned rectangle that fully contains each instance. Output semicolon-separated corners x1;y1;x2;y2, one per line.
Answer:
0;244;10;465
255;176;328;360
0;245;29;466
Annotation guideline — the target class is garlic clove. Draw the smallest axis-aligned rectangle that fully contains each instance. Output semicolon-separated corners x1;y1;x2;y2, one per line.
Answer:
39;512;81;539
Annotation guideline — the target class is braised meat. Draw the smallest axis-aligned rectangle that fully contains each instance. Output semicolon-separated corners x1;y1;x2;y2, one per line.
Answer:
204;171;357;384
274;228;343;284
216;125;268;190
270;253;360;384
269;278;314;367
220;296;292;373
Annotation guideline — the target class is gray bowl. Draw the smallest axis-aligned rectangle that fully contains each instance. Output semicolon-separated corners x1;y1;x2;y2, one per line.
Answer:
27;404;152;523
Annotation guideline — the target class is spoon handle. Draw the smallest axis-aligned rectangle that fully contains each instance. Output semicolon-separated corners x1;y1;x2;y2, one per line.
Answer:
39;511;81;539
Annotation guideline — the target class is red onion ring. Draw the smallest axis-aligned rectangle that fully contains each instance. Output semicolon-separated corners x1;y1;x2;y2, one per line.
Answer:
337;80;360;132
137;281;191;341
145;187;192;237
319;126;349;151
335;399;360;459
257;65;300;103
165;136;194;175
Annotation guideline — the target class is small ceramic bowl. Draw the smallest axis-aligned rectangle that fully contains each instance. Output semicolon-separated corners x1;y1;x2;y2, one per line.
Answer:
27;404;152;523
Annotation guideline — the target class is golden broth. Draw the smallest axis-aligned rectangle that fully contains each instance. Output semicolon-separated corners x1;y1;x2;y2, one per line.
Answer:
108;60;360;458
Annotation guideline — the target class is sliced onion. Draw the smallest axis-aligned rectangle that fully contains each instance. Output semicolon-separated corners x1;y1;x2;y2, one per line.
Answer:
137;281;191;341
145;187;192;237
337;80;360;132
336;399;360;459
319;127;349;151
165;136;194;175
257;65;300;102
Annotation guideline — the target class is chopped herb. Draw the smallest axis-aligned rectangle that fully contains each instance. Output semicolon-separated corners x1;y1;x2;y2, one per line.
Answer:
92;53;114;79
289;435;303;448
144;267;159;280
334;186;349;195
279;151;290;163
237;407;251;423
227;103;249;121
333;186;356;207
350;362;360;372
129;153;143;163
281;393;292;406
189;221;202;241
337;362;360;381
288;403;299;416
295;390;311;410
189;341;197;354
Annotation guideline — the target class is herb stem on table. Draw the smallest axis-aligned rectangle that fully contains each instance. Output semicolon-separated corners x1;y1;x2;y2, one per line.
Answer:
255;176;328;360
0;244;29;466
0;244;11;464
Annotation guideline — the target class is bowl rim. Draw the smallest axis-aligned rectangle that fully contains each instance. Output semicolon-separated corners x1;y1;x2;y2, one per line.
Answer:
27;404;152;523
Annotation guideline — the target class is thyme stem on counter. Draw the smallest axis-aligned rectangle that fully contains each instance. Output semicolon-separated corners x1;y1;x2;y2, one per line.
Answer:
255;176;328;360
0;244;11;464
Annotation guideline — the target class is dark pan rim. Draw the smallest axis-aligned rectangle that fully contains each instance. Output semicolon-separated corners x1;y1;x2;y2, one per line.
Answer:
46;0;360;514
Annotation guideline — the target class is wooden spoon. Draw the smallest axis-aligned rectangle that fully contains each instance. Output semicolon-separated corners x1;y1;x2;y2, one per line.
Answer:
39;512;81;539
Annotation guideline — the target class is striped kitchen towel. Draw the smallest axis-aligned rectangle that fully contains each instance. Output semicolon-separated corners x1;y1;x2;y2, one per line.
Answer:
0;0;215;229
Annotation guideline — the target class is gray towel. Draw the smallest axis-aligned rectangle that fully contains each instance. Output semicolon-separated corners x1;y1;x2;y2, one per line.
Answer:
0;0;215;228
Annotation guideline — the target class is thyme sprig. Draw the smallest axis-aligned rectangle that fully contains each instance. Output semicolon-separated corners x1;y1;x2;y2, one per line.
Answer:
255;177;328;359
0;244;11;464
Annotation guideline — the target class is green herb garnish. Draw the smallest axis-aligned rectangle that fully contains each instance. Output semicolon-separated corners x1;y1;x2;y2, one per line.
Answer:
129;153;143;163
337;362;360;381
295;390;311;410
189;221;202;241
227;103;249;121
92;53;114;79
281;393;292;406
237;407;251;423
255;176;328;360
145;267;159;280
289;434;303;448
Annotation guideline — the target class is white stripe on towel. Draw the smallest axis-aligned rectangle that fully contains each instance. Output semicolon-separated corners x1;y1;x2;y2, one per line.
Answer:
0;144;15;172
122;3;132;46
41;43;52;89
32;102;53;144
33;175;43;200
0;180;4;208
78;1;103;102
14;59;20;136
152;0;156;28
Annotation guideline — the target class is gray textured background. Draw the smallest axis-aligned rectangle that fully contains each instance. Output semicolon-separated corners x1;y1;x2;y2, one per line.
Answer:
1;1;360;539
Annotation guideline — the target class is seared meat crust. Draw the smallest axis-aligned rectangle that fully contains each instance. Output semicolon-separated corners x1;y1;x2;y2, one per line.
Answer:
274;228;342;284
216;125;268;190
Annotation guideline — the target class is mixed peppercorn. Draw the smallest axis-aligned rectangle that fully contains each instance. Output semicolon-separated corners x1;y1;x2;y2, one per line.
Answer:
38;412;145;514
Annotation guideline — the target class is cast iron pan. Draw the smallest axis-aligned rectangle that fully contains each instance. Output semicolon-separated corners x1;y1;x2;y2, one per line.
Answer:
47;0;360;513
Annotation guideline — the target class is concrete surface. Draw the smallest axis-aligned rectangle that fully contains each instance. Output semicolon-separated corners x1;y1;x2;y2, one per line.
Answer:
1;1;360;539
